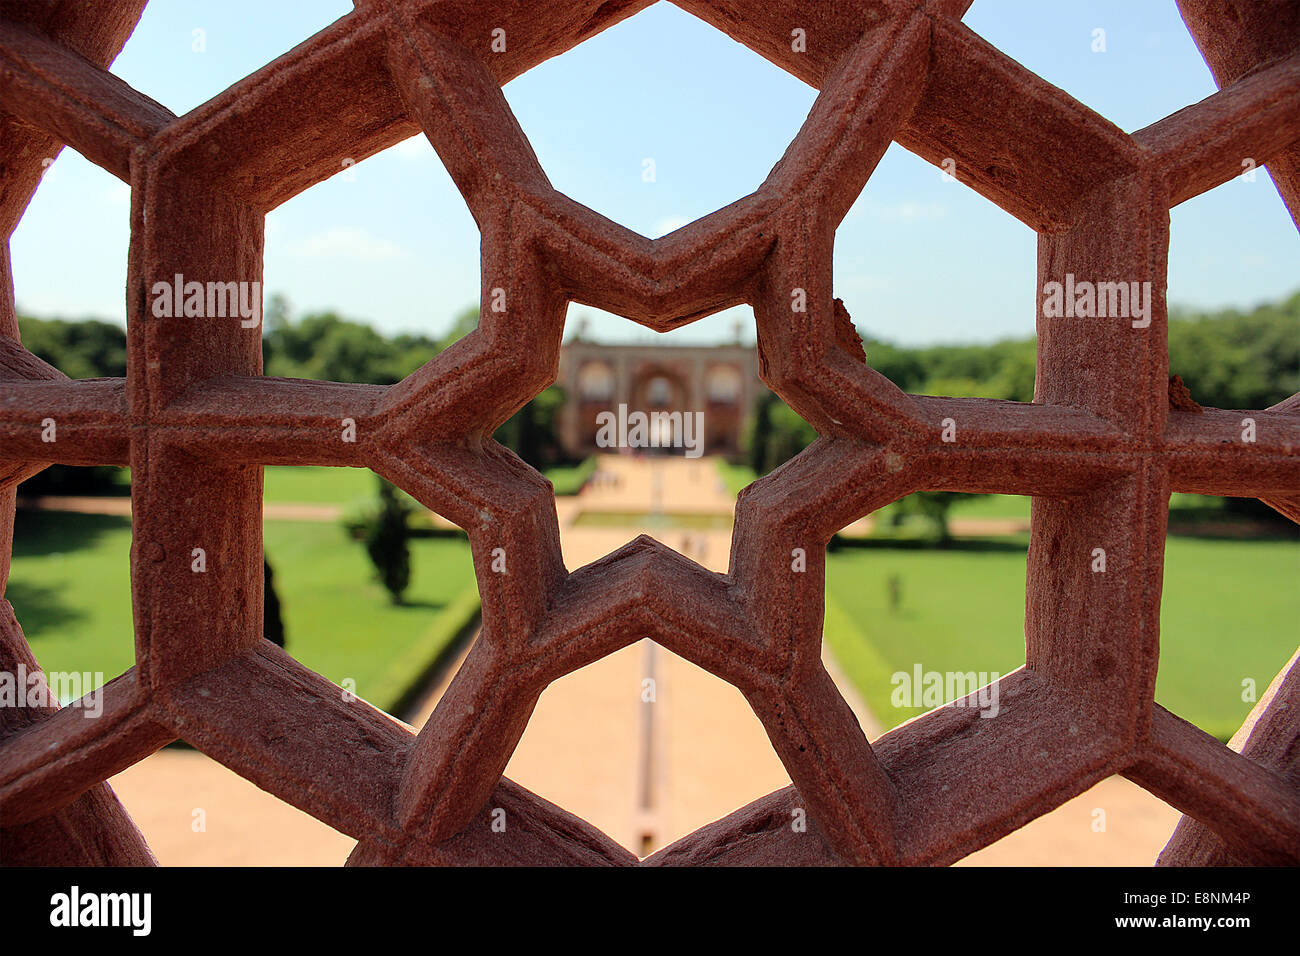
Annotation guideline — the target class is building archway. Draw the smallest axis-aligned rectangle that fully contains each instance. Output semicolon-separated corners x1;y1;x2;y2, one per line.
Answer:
631;366;690;455
632;366;688;411
576;360;616;402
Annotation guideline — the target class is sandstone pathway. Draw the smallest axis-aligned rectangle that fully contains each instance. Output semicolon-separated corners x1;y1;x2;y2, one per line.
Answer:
108;453;1180;864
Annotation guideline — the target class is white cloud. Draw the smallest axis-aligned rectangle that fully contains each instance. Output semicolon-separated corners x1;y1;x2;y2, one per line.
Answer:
391;134;434;159
651;214;691;238
287;226;408;262
104;181;131;205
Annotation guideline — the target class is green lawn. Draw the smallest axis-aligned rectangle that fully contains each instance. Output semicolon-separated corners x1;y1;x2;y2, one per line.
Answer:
1154;536;1300;739
261;521;479;712
824;539;1027;732
6;511;479;715
7;512;136;687
571;510;733;531
262;465;376;505
948;492;1239;521
266;459;600;504
715;460;757;497
543;458;596;496
87;464;578;507
825;534;1299;741
10;498;1295;741
91;466;373;504
947;494;1031;519
714;481;1236;524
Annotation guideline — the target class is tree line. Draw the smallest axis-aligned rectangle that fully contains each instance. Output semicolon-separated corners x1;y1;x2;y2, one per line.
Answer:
746;290;1300;477
14;288;1298;493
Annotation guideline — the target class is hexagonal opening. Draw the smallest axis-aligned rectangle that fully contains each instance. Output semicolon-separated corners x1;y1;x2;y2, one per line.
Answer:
107;744;355;865
260;466;478;722
554;306;762;474
5;211;132;702
10;151;130;334
263;134;479;339
497;640;795;858
501;1;817;239
842;144;1038;351
1158;168;1299;745
108;0;353;117
536;304;773;591
824;493;1029;735
963;0;1223;134
5;500;132;703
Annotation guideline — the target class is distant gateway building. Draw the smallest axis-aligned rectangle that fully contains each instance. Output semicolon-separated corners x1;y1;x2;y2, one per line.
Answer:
556;339;766;459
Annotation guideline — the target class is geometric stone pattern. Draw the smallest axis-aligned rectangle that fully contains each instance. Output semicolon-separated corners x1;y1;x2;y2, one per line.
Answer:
0;0;1296;865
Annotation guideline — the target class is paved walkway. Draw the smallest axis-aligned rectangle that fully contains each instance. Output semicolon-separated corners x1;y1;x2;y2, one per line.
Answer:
409;454;810;854
107;454;1180;864
18;493;1035;536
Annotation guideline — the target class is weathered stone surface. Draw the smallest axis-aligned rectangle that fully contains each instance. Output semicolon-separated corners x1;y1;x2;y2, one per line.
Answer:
0;0;1296;866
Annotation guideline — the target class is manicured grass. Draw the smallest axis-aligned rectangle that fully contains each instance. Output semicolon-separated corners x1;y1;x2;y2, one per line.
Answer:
946;494;1031;519
261;521;479;712
7;512;135;694
7;511;479;715
824;538;1028;730
32;466;376;506
263;465;376;505
1154;536;1300;740
949;492;1235;521
715;460;757;497
571;510;733;531
543;458;596;496
98;464;539;509
824;534;1299;741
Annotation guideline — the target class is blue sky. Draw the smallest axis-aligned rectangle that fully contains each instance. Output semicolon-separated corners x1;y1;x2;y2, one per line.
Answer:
9;0;1298;346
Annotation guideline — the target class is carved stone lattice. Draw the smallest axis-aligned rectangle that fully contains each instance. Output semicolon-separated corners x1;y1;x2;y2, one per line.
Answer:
1;0;1298;866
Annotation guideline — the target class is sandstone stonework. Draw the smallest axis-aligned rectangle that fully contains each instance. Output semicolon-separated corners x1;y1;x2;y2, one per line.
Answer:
0;0;1297;866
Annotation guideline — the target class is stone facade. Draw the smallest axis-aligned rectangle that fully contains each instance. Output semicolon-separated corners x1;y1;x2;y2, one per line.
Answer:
556;340;766;459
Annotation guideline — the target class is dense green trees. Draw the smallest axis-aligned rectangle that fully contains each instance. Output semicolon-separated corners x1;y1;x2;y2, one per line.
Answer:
744;290;1300;536
263;556;286;647
746;290;1299;462
12;317;131;495
259;299;566;468
15;299;570;488
363;478;413;604
1167;292;1300;411
13;298;567;491
848;290;1300;412
746;390;818;477
855;290;1298;411
260;294;444;385
13;289;1298;496
16;317;127;379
